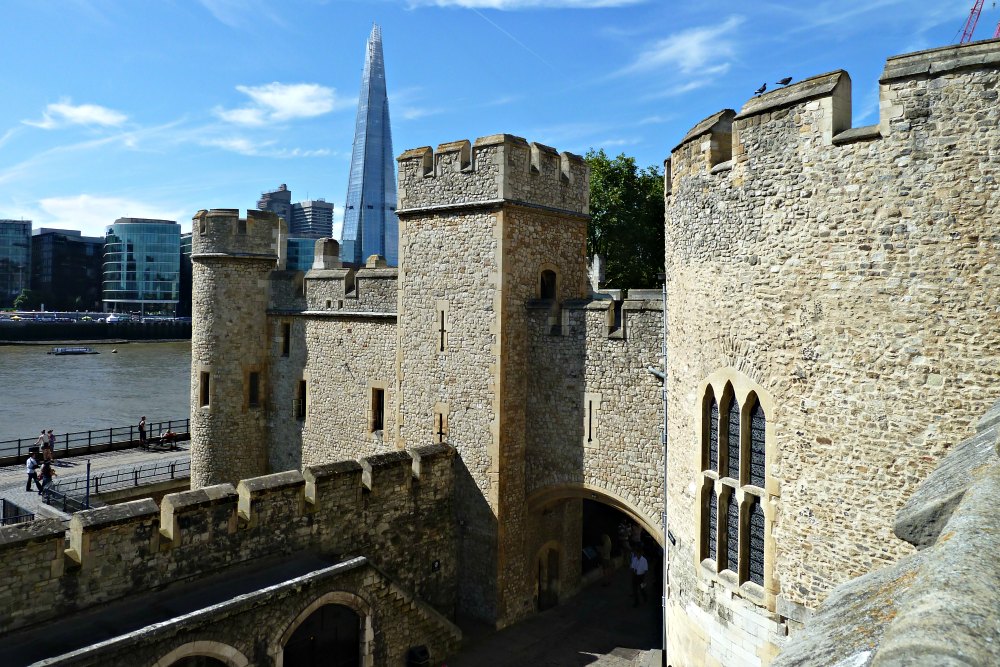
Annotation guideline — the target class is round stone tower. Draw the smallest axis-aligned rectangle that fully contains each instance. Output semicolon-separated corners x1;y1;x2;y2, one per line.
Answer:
189;208;284;488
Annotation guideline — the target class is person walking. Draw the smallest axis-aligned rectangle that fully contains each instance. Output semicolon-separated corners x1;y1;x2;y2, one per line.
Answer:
33;429;47;454
630;545;649;607
39;458;57;496
138;416;147;448
25;453;43;494
43;429;56;465
599;533;613;586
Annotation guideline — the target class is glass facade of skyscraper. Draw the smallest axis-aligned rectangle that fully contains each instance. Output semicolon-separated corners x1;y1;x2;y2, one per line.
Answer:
0;220;32;307
103;218;180;315
286;238;317;272
341;24;399;266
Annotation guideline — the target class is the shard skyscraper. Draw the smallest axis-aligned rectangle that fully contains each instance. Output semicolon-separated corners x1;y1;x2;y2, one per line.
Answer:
341;24;398;266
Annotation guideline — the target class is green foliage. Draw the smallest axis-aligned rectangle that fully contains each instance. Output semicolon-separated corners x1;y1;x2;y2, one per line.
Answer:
585;149;665;289
12;288;39;310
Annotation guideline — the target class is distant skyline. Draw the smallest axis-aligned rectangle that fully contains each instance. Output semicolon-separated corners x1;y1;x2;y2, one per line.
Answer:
0;0;990;238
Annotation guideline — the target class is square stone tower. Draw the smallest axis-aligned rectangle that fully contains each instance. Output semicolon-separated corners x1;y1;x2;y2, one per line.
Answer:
395;135;589;624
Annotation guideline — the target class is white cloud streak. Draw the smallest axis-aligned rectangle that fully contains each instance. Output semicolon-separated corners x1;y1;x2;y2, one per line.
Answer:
215;83;348;126
35;194;186;237
201;136;330;158
23;101;128;129
618;16;744;77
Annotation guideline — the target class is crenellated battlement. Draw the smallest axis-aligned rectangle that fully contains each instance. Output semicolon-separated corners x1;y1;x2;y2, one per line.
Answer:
396;134;589;216
0;444;456;636
192;208;286;266
668;39;1000;183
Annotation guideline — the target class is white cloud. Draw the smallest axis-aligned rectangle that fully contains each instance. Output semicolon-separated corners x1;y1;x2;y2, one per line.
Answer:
407;0;646;7
399;106;445;121
23;101;128;129
197;0;284;29
36;195;186;237
201;136;330;158
618;16;743;76
215;82;348;126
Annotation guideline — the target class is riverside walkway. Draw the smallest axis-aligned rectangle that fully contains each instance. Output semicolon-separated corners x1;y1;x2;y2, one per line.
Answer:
0;442;190;520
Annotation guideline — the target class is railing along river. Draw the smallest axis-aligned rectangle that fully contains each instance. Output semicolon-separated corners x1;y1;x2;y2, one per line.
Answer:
0;418;190;465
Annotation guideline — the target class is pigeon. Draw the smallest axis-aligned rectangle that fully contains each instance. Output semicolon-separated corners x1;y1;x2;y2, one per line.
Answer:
777;76;793;86
754;83;767;95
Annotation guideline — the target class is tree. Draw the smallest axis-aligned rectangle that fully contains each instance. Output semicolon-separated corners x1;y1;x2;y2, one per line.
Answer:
13;288;39;310
585;149;665;289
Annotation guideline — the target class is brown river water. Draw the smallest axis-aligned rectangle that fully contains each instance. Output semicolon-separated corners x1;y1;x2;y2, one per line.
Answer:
0;341;191;442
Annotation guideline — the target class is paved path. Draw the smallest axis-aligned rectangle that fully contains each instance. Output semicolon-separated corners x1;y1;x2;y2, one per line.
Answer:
0;444;190;516
449;567;664;667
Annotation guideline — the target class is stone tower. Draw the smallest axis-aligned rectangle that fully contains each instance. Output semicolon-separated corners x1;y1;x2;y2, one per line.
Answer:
189;209;285;488
395;135;589;624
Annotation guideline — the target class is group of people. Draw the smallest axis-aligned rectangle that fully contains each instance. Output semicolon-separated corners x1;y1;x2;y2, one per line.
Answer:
597;520;651;607
25;430;59;495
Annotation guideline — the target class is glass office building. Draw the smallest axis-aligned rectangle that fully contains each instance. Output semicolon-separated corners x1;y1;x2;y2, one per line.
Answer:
0;220;32;307
286;238;317;272
31;228;104;311
103;218;180;315
341;23;399;266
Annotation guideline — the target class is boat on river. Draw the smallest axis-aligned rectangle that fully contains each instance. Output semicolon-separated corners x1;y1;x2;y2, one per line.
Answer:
49;347;100;355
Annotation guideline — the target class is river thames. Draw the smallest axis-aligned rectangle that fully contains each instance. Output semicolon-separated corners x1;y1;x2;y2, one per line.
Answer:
0;341;191;442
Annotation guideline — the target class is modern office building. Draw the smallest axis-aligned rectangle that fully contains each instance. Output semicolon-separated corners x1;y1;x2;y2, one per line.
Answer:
30;228;104;311
0;220;31;307
285;237;317;272
290;199;334;239
103;218;181;315
341;23;399;266
177;232;193;318
257;184;292;224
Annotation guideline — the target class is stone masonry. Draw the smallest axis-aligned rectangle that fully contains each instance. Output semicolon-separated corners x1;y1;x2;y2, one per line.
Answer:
663;40;1000;666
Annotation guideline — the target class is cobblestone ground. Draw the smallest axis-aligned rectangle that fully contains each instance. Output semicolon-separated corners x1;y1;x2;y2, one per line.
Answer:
0;445;190;516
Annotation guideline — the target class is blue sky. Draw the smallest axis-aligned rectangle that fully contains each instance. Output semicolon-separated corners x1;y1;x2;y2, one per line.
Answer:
0;0;991;237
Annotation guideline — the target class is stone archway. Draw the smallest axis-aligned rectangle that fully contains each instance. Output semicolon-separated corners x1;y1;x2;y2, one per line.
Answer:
151;641;250;667
526;482;663;547
274;591;374;667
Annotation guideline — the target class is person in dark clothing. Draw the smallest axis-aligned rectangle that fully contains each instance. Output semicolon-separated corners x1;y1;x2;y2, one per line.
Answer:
138;416;147;447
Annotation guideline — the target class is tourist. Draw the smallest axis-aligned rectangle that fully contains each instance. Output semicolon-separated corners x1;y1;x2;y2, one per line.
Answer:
44;429;56;463
599;533;613;586
33;429;47;451
39;458;57;496
25;453;42;493
138;416;147;448
630;546;648;607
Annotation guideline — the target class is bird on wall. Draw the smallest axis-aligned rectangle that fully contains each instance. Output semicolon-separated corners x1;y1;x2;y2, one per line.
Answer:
777;76;793;86
754;83;767;95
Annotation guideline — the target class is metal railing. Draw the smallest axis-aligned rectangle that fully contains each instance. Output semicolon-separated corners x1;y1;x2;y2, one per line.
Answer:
1;498;35;526
0;418;190;463
44;457;190;513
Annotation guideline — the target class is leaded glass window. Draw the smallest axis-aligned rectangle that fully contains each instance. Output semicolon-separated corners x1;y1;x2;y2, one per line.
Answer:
708;397;719;472
727;397;740;480
749;498;765;587
750;402;766;487
726;493;739;573
707;488;717;562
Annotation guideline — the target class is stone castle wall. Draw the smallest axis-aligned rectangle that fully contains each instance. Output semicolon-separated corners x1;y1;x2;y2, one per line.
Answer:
664;40;1000;666
395;136;593;625
0;444;457;638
